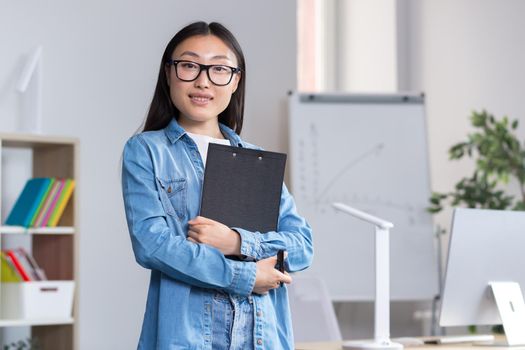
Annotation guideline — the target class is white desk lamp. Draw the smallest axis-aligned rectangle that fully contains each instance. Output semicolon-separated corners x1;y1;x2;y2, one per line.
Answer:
17;45;43;134
332;202;403;350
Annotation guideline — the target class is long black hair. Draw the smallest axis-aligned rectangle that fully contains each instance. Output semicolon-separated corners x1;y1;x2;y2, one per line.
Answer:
142;21;246;134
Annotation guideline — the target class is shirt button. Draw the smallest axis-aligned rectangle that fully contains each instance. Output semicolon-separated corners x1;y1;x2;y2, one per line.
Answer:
256;311;262;317
257;339;263;345
167;186;172;193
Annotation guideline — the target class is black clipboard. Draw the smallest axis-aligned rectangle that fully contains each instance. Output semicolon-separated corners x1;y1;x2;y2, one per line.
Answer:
200;143;287;233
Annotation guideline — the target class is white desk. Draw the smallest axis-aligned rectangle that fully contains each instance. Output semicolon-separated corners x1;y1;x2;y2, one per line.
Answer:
295;340;523;350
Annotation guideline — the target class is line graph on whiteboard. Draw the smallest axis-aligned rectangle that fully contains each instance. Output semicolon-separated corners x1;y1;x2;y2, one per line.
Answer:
288;92;438;301
294;122;422;227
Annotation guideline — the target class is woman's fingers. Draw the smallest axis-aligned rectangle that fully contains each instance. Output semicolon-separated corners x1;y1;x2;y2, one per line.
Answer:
188;216;216;225
279;271;292;284
261;255;278;266
252;255;294;294
187;230;199;241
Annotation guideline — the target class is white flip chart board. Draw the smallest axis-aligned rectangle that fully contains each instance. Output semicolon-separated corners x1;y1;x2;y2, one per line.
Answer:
288;92;438;301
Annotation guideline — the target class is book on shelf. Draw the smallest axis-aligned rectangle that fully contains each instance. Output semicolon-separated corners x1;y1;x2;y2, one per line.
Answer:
19;248;47;280
5;178;53;227
4;177;75;228
28;178;56;227
41;179;66;227
6;250;31;281
32;179;60;227
0;251;22;282
47;179;75;227
1;248;47;282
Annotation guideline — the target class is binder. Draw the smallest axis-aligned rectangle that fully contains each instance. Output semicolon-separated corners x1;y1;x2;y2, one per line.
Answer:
200;143;286;233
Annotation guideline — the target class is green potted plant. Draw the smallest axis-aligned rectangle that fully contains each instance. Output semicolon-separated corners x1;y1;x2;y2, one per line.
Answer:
429;110;525;214
428;110;525;334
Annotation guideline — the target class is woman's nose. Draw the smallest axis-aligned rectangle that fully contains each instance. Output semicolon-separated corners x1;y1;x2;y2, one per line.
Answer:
194;68;210;88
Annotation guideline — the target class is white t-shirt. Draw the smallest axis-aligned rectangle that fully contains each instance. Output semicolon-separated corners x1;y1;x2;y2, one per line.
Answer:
186;131;231;166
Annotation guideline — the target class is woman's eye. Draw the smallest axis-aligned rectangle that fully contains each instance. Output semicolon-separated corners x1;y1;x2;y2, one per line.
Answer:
212;66;230;73
181;62;198;70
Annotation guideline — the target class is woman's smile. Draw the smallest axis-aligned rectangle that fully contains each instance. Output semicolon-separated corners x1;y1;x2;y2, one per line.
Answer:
189;92;213;106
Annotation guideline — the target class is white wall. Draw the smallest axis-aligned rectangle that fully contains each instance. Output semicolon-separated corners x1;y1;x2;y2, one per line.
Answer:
337;0;398;92
319;0;525;340
0;1;296;348
408;0;525;244
316;0;400;92
404;0;525;335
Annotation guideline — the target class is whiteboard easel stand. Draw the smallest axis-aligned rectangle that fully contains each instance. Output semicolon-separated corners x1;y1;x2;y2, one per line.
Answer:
431;224;446;336
333;202;403;350
17;45;43;134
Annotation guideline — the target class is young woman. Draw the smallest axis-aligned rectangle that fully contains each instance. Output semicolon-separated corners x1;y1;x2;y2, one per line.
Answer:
121;21;313;350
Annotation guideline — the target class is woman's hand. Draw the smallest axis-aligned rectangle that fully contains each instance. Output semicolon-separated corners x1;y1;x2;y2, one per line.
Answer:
253;255;292;295
187;216;241;255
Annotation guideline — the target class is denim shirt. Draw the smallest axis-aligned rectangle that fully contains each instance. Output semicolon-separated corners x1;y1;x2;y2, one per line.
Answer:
121;117;313;350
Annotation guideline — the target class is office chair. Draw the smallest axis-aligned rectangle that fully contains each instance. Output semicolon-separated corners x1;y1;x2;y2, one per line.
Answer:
288;275;343;342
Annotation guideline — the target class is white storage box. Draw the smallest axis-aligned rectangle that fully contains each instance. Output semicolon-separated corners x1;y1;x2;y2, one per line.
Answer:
1;281;74;319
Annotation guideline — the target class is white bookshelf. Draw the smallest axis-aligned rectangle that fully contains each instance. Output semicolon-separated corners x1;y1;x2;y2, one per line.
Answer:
0;133;78;349
0;318;74;328
0;226;75;235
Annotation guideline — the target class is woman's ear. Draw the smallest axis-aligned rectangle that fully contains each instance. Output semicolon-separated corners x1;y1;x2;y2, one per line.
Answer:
230;72;241;94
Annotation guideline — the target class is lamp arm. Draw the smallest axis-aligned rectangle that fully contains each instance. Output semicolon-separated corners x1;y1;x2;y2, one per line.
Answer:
332;202;393;229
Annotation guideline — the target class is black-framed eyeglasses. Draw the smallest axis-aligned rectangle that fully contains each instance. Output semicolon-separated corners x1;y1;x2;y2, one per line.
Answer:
166;59;242;86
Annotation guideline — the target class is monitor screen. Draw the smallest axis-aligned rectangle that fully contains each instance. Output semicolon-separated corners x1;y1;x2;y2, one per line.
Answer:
440;208;525;327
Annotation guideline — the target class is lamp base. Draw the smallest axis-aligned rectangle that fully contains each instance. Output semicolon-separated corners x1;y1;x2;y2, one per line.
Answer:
342;340;404;350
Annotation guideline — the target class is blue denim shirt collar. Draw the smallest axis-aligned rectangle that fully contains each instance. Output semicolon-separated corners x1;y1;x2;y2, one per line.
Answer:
164;117;244;147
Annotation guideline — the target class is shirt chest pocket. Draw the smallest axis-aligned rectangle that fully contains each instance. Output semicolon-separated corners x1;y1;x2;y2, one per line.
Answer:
156;177;187;220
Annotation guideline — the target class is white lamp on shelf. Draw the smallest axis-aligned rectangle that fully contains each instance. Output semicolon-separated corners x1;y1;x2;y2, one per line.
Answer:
332;202;403;350
16;45;43;134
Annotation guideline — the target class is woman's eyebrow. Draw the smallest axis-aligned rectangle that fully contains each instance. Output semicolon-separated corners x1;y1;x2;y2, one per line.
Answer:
210;54;231;61
179;51;200;58
179;51;232;62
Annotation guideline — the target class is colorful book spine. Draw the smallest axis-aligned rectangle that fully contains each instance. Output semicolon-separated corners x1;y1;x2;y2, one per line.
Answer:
1;251;22;282
40;179;66;227
18;248;46;281
12;249;38;281
34;179;62;227
47;179;75;227
22;178;53;228
30;178;57;227
6;250;31;281
5;178;53;227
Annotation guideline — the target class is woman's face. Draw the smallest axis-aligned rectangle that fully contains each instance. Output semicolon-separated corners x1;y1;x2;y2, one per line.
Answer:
167;35;240;126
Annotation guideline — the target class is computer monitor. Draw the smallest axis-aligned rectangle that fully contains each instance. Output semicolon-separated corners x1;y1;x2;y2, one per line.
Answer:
439;208;525;345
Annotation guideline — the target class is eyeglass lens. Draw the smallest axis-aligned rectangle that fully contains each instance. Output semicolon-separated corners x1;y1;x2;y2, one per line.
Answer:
175;61;235;86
